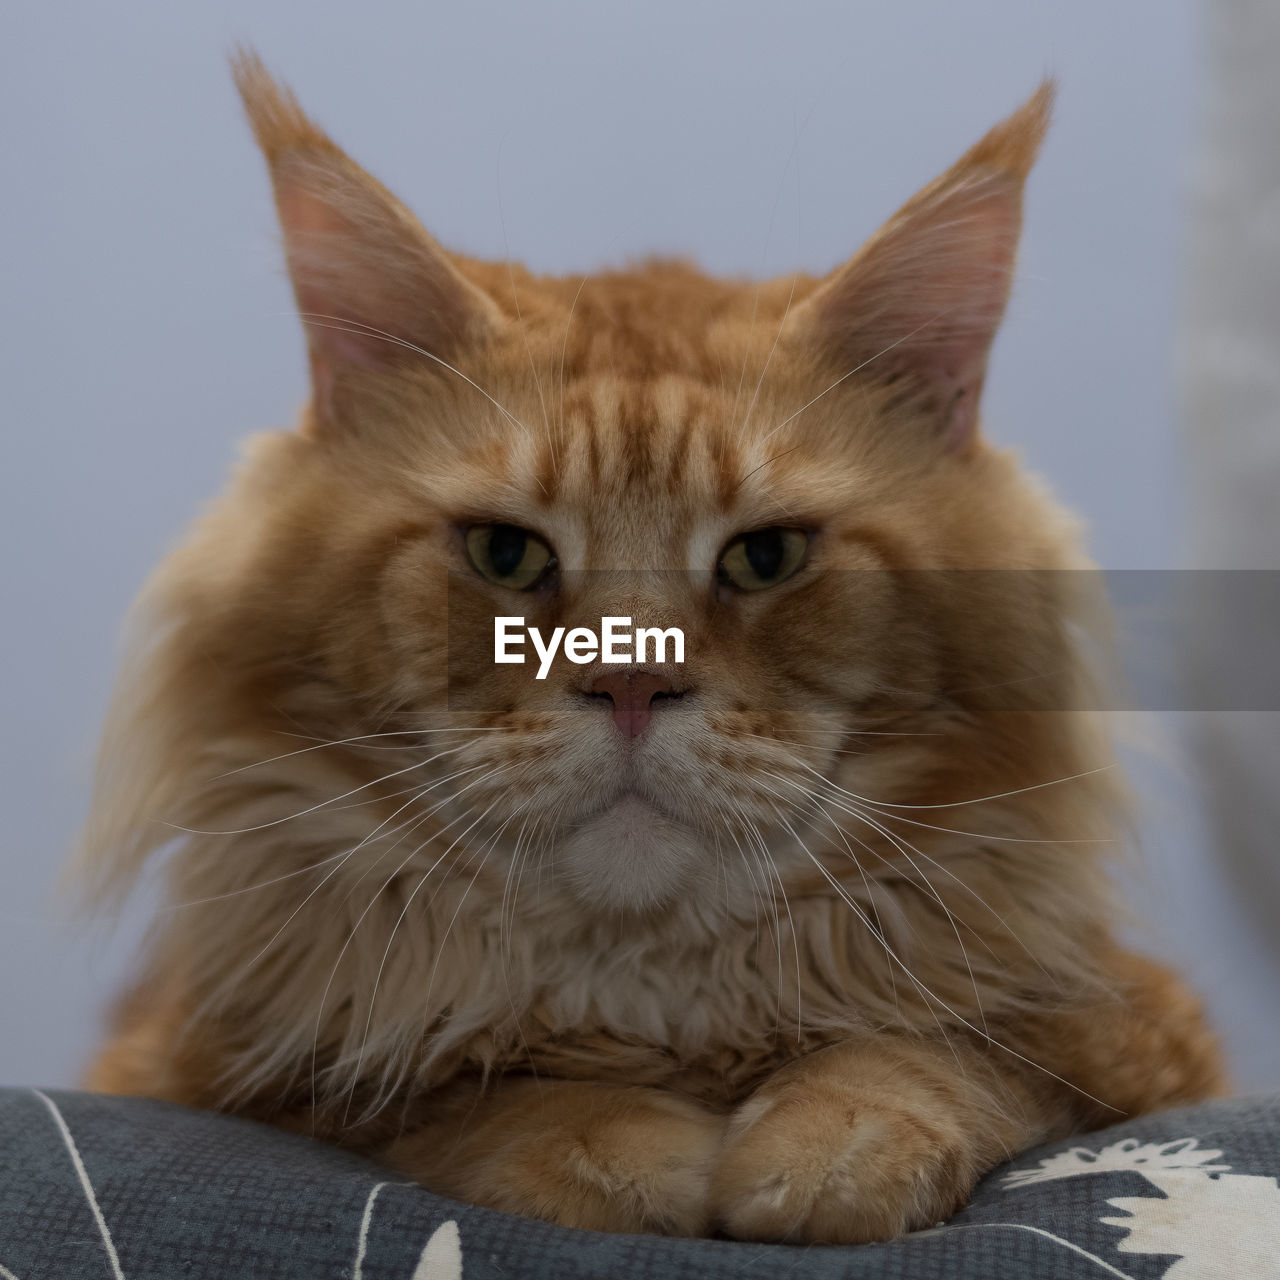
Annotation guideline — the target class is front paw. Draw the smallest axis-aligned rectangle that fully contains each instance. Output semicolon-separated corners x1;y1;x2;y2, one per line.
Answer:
498;1086;725;1235
389;1081;726;1236
712;1053;988;1243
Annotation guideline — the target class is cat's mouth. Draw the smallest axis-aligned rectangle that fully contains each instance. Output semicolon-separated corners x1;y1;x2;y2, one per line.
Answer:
570;787;673;830
555;792;704;911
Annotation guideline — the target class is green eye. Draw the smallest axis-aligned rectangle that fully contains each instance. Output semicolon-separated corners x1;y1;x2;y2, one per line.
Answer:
465;523;555;590
718;527;809;592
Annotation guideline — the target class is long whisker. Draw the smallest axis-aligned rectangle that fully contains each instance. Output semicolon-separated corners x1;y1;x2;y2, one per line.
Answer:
745;816;804;1040
730;822;786;1036
782;811;1115;1110
556;273;589;440
162;773;476;911
212;726;513;780
765;766;1058;977
790;755;1116;812
736;273;799;443
780;775;991;1036
341;793;506;1115
756;308;962;449
353;794;530;1126
775;761;1111;847
169;746;473;837
739;728;942;741
496;809;544;1090
726;822;771;965
731;285;764;431
333;763;507;909
291;313;542;463
766;795;969;1074
308;765;510;1116
164;851;352;910
833;790;1110;846
753;774;1118;1111
787;795;902;1015
232;761;493;982
815;790;1052;971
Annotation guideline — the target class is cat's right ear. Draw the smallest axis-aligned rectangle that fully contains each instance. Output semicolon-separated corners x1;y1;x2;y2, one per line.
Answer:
232;50;502;428
786;83;1053;453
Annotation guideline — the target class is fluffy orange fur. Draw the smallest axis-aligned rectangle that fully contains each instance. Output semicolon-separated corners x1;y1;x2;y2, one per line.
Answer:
80;54;1223;1243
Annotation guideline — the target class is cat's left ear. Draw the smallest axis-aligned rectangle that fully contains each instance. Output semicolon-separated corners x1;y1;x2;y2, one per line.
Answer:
232;50;503;427
788;82;1053;451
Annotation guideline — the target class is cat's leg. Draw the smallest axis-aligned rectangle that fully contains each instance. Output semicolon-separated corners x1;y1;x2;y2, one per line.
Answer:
713;952;1225;1246
711;1035;1052;1245
381;1077;727;1235
1016;949;1227;1118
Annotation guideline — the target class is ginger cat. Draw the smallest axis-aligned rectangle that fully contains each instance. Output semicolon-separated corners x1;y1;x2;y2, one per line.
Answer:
81;54;1223;1243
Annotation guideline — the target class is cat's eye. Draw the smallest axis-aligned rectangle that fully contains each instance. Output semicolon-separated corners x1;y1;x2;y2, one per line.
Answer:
465;523;555;590
718;527;809;592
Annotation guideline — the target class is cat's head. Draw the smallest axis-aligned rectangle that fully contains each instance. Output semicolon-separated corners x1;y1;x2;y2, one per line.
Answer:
86;57;1108;940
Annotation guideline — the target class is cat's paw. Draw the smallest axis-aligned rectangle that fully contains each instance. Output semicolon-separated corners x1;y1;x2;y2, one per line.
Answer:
391;1081;726;1236
501;1086;726;1234
711;1059;983;1244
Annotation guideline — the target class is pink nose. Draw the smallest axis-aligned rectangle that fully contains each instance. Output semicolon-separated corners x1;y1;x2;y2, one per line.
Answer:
589;671;680;739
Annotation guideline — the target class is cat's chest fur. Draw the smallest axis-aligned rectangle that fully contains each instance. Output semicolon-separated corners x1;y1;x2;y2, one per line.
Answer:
447;887;865;1100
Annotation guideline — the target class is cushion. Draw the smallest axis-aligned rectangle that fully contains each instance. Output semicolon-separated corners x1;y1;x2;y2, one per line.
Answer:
1;1087;1277;1278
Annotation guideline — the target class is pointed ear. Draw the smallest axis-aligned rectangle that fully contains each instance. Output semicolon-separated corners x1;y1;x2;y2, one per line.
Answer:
231;50;502;425
790;82;1053;451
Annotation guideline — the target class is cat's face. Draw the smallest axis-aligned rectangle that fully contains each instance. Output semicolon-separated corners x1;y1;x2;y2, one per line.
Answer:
91;64;1090;937
213;267;1081;928
305;350;926;914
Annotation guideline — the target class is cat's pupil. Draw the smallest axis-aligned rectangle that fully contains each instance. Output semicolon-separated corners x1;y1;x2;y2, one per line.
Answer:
745;528;784;579
489;525;527;577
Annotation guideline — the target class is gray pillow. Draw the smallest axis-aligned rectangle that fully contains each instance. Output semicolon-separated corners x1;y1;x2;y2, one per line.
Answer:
1;1087;1277;1278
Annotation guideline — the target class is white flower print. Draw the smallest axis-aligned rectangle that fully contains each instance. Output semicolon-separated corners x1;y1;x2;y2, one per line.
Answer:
1003;1137;1229;1188
1102;1170;1280;1279
985;1132;1280;1280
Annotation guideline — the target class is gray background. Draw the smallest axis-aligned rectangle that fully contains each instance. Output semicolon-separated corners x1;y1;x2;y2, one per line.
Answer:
3;1;1278;1090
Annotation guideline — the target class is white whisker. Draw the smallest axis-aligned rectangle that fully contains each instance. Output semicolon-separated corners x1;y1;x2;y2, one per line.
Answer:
757;308;962;448
291;314;543;473
171;746;473;837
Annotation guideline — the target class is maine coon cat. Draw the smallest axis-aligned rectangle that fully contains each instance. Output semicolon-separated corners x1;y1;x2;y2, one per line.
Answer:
81;53;1223;1243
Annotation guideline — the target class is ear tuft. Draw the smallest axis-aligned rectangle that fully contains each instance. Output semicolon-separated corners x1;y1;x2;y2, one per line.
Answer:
951;78;1054;183
791;80;1055;452
230;48;501;430
231;47;334;161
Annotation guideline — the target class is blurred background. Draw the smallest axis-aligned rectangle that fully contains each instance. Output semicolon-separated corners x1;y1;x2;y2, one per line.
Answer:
3;0;1278;1090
